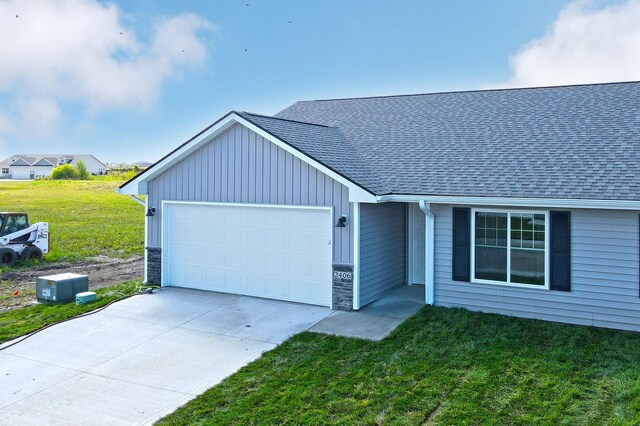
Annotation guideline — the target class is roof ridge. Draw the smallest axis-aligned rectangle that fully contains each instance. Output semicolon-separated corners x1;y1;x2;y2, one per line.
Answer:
240;111;332;128
305;80;640;103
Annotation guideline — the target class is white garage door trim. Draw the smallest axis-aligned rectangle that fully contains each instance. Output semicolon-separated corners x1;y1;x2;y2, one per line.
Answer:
161;201;334;308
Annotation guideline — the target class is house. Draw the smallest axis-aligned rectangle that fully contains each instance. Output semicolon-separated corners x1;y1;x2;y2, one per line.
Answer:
119;81;640;332
0;154;108;179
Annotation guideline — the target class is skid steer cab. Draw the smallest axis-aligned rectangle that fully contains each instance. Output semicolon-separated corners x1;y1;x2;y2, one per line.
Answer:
0;213;49;267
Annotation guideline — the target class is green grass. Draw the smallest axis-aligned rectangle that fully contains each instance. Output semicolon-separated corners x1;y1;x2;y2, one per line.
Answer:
0;180;143;262
158;307;640;425
0;280;141;344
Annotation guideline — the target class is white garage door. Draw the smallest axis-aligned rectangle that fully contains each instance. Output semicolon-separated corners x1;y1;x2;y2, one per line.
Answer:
162;202;333;307
11;169;31;180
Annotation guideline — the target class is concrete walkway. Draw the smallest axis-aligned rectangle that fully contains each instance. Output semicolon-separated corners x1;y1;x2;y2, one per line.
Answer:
311;285;425;340
0;288;331;426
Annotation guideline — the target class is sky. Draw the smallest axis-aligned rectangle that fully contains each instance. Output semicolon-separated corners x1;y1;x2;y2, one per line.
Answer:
0;0;639;164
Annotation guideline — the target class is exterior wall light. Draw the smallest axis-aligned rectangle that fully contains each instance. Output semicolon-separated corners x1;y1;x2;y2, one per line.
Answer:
146;207;157;217
336;214;347;227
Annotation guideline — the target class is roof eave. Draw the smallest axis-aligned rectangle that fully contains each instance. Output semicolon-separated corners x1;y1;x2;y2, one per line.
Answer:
378;194;640;210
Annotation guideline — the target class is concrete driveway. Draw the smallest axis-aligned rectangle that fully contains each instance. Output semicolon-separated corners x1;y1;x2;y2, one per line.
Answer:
0;288;331;425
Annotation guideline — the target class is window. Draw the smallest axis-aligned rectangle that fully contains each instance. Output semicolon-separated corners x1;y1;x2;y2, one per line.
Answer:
1;168;8;174
2;214;28;237
472;210;548;288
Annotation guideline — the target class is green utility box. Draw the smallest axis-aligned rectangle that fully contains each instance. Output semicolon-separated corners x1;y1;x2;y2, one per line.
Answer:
76;291;97;305
36;273;89;304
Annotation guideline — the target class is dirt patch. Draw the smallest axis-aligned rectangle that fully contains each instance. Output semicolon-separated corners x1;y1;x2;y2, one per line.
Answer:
0;256;143;313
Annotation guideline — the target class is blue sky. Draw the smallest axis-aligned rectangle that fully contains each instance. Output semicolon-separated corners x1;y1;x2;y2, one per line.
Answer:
0;0;636;164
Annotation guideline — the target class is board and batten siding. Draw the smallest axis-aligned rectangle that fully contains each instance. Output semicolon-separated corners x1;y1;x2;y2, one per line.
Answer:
432;204;640;331
146;123;353;264
359;202;407;307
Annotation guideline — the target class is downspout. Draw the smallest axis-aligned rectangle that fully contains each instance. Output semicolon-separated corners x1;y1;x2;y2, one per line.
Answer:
418;200;435;305
143;196;148;284
352;202;361;310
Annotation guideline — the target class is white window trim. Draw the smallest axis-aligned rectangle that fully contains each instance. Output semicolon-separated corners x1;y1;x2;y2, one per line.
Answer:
470;208;550;290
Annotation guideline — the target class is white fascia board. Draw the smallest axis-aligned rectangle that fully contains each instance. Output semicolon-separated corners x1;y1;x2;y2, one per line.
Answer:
378;194;640;211
118;113;377;203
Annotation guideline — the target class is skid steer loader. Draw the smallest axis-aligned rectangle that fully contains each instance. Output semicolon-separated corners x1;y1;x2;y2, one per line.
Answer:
0;213;49;267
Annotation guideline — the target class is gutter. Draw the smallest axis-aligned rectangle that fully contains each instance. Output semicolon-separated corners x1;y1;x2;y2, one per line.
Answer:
129;195;145;206
379;195;640;211
418;200;435;305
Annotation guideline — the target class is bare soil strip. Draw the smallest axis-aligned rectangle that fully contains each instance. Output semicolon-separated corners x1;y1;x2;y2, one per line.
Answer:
0;256;144;312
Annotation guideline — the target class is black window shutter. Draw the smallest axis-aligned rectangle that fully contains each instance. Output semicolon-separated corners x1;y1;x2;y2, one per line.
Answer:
550;211;571;291
452;207;471;282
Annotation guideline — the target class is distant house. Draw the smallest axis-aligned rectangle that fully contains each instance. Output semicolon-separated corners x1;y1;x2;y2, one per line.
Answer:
132;161;152;168
0;154;108;179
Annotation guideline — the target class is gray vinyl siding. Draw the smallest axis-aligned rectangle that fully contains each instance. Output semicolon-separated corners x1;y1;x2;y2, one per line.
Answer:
432;204;640;331
359;202;407;307
147;123;353;264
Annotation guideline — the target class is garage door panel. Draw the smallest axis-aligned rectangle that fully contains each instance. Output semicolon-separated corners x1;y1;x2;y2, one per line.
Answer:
205;208;226;224
187;245;205;265
224;251;246;268
247;231;266;248
223;273;246;293
288;210;310;228
171;266;205;289
226;208;248;226
267;232;286;250
187;206;206;223
266;209;284;226
204;227;222;242
309;233;331;253
247;276;266;294
289;283;309;301
245;209;267;225
171;243;190;264
222;228;246;247
289;257;309;275
266;278;287;298
289;234;309;251
309;262;328;278
310;285;330;303
267;255;287;273
163;203;332;306
246;253;267;270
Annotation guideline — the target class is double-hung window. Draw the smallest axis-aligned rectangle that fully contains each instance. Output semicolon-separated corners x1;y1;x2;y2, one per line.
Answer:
472;210;549;288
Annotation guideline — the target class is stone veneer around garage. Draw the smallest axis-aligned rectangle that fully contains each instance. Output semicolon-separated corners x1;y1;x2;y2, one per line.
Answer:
146;246;161;285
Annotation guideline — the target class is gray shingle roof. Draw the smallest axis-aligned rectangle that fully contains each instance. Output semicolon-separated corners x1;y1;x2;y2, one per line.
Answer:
0;154;106;168
271;81;640;200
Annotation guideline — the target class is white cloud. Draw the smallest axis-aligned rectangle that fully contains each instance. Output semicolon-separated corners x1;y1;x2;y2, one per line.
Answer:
17;97;61;138
502;0;640;88
0;0;212;142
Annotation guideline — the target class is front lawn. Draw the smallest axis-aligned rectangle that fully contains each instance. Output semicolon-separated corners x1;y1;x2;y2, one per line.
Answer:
0;279;141;344
159;307;640;425
0;180;143;262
